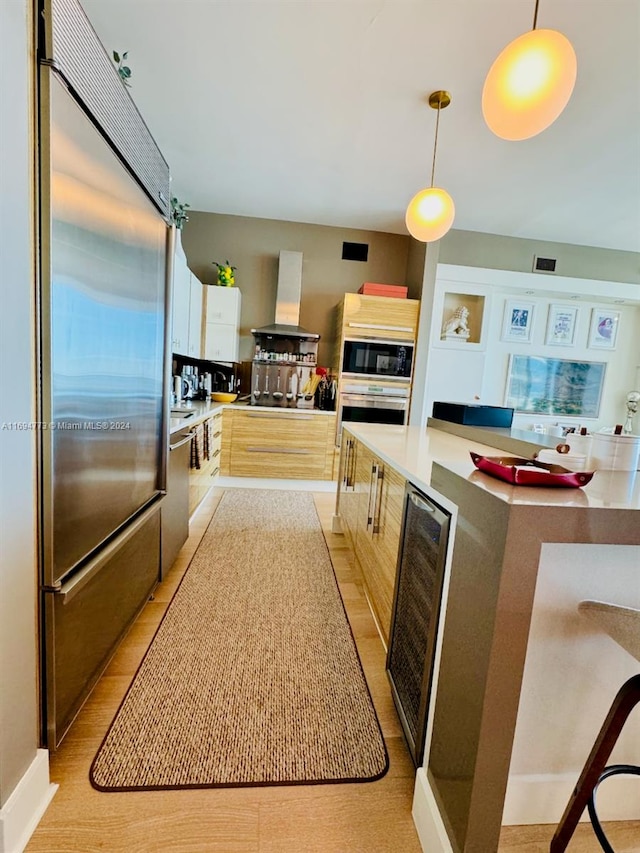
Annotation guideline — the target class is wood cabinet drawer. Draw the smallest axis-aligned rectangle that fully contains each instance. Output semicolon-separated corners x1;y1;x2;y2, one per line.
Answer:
222;409;335;479
229;445;328;478
232;411;329;447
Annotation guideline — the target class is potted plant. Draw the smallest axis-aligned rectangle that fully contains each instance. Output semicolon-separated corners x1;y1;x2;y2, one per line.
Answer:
171;197;190;230
213;260;237;286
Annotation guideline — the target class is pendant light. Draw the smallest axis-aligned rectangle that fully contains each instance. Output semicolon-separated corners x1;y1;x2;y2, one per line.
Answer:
405;90;455;243
482;0;577;141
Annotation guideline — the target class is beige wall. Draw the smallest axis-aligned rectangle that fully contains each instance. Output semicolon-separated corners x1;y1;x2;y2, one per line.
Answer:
439;229;640;285
181;212;411;368
182;217;639;371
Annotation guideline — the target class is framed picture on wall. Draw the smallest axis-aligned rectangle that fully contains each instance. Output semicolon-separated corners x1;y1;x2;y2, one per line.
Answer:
501;299;534;342
545;304;579;346
588;308;620;350
505;355;606;417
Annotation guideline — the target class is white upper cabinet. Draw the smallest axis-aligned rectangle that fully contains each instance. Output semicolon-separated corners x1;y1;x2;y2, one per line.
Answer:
171;247;191;356
171;235;203;358
187;273;203;359
204;286;241;363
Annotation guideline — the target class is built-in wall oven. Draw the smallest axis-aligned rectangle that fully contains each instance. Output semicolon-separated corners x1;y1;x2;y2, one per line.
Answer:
337;381;410;445
341;338;414;381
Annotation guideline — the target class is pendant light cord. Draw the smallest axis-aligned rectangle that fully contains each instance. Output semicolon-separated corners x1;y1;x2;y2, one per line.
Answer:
430;99;441;188
532;0;540;30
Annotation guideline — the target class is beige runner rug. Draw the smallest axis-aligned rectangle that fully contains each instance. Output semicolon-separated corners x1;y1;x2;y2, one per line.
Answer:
90;489;388;790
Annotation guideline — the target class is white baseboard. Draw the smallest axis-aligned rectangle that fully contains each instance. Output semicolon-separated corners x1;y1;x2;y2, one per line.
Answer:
503;771;639;825
412;767;454;853
216;476;337;492
0;750;57;853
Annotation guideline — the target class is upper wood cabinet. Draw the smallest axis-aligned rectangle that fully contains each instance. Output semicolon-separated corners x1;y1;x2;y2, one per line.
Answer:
204;286;241;363
340;293;420;341
333;292;420;377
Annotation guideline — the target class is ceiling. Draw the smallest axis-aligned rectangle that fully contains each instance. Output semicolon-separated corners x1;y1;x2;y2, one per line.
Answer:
81;0;640;253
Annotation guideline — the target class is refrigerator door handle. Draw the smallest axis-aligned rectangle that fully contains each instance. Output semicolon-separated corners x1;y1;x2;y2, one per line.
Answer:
55;503;160;605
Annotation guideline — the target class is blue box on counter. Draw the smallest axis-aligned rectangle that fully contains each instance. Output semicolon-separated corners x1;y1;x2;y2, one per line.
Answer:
432;402;514;428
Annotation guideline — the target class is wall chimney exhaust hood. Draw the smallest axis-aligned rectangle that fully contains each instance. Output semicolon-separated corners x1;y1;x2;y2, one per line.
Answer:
251;250;320;340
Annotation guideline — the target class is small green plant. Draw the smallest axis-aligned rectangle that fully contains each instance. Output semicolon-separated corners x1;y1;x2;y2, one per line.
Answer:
171;197;190;230
112;50;132;87
213;260;237;286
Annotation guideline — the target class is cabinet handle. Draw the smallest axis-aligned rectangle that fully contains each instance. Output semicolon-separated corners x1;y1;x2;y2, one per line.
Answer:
246;446;312;455
367;462;377;529
212;448;221;458
347;439;356;489
245;413;315;420
347;322;413;333
343;439;353;489
212;466;220;477
213;430;222;438
372;464;384;534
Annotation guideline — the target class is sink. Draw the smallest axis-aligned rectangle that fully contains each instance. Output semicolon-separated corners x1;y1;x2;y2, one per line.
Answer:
171;408;195;418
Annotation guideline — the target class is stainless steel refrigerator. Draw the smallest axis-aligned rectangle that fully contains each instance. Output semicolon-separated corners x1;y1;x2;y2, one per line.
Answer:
38;0;172;747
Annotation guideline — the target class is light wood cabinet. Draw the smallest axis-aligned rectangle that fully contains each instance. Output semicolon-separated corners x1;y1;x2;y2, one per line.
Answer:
188;411;222;515
341;293;419;340
337;435;359;550
220;409;335;480
337;433;406;645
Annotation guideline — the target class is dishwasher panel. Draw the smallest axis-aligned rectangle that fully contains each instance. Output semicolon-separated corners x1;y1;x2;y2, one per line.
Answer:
160;427;193;578
386;485;451;766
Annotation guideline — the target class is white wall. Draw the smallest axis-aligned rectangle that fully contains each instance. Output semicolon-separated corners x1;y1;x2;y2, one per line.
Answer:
503;544;640;825
0;2;55;851
423;265;640;433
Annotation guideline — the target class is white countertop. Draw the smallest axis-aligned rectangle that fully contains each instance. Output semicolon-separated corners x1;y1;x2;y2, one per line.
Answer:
343;423;640;510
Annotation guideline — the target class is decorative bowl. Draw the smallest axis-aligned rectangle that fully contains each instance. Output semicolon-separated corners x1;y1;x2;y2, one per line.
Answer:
470;452;595;488
211;392;238;403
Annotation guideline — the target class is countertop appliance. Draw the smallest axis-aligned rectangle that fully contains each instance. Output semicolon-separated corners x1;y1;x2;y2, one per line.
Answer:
38;0;170;747
387;485;451;766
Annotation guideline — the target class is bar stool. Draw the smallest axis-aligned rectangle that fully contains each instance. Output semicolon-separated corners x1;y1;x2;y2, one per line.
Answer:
550;600;640;852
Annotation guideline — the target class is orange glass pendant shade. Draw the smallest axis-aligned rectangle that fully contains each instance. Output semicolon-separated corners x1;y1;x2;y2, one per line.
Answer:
405;187;455;243
483;28;577;141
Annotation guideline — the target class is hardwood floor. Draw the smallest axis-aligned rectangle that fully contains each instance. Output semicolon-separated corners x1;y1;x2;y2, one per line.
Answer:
26;487;638;853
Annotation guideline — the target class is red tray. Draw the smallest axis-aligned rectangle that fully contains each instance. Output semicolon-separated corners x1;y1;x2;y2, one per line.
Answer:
470;452;594;488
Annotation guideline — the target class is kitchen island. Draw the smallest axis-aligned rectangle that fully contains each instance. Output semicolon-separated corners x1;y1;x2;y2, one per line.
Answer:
335;422;640;853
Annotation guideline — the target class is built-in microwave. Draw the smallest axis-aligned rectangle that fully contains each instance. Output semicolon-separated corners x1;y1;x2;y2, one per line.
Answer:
342;338;413;381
